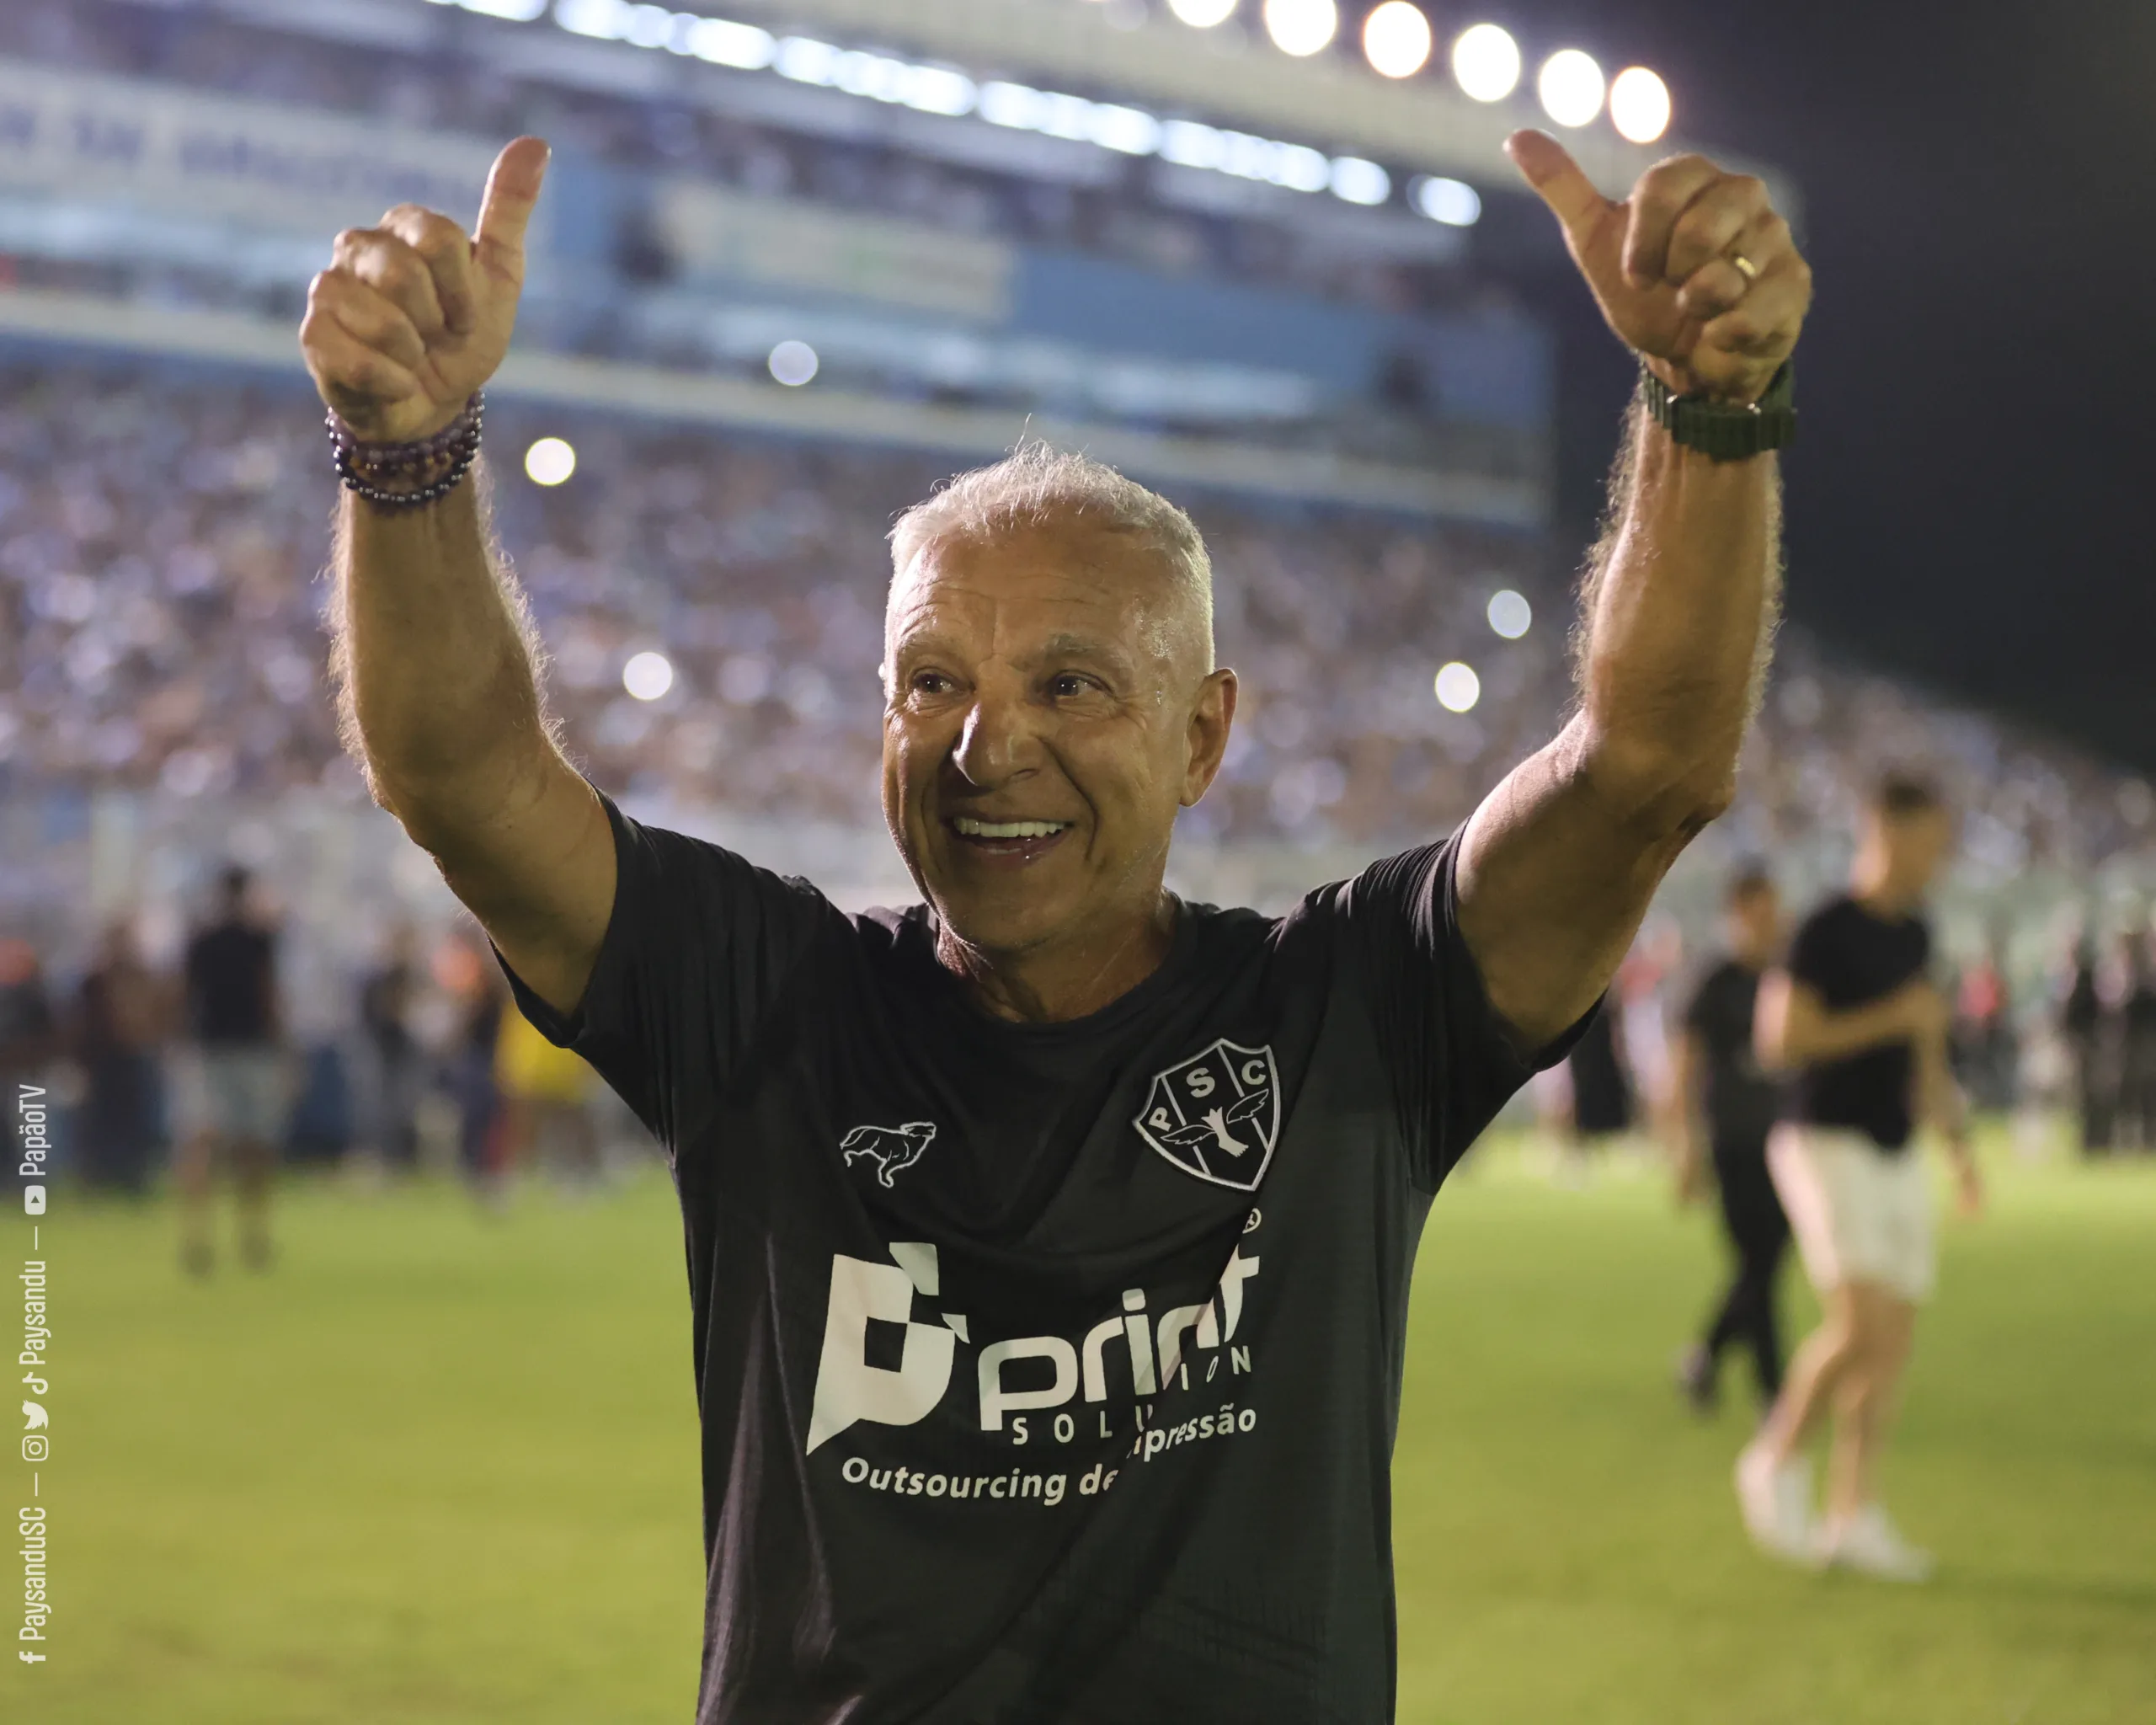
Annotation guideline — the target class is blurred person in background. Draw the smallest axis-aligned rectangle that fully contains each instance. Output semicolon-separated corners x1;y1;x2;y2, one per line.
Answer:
356;921;424;1173
2120;929;2156;1151
1672;868;1789;1413
1951;937;2015;1112
0;935;60;1092
1562;1003;1634;1161
177;864;286;1274
1742;776;1983;1579
437;933;509;1208
2058;932;2111;1155
302;128;1808;1718
495;1004;600;1195
73;918;174;1194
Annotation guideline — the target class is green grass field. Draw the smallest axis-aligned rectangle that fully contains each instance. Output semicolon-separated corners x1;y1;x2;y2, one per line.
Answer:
12;1136;2155;1723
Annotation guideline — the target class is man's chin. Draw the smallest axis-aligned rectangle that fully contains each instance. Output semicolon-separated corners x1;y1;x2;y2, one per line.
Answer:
921;881;1075;959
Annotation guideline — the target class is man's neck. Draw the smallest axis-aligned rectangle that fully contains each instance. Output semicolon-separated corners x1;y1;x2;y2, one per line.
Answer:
937;896;1179;1024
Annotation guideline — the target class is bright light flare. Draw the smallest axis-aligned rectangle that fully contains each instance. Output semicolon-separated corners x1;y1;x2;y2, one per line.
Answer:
1362;3;1432;78
523;436;576;485
1538;49;1605;127
768;339;819;386
1412;175;1481;225
1435;662;1481;713
1263;0;1337;57
1166;0;1238;24
1450;24;1520;102
1609;66;1672;143
622;651;675;702
1486;590;1532;638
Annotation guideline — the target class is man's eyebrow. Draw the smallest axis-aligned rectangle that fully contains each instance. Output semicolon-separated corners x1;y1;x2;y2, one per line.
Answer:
1034;633;1136;671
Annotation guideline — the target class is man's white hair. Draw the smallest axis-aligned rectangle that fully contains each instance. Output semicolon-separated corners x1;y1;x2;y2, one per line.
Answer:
887;443;1215;667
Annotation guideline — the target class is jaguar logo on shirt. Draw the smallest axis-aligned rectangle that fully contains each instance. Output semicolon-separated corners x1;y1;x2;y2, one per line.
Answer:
1134;1039;1279;1193
841;1119;937;1187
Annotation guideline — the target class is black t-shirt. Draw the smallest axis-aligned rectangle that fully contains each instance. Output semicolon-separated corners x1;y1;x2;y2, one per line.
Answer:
1683;959;1779;1149
1782;895;1930;1152
505;794;1566;1725
184;921;277;1046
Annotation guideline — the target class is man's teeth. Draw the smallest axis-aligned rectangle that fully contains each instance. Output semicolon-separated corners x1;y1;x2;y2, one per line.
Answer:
953;817;1070;840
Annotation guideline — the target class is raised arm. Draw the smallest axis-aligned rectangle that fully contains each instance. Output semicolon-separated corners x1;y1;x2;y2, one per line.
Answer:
1458;133;1811;1049
1753;971;1935;1071
302;138;613;1016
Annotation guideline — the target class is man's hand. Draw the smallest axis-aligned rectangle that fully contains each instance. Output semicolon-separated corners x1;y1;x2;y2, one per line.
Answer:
1506;130;1810;403
301;136;550;441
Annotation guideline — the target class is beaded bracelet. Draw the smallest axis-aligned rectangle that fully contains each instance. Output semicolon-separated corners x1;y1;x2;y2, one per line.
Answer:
327;393;485;509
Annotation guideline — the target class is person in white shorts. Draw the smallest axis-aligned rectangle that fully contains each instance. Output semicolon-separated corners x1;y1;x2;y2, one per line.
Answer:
1740;775;1983;1578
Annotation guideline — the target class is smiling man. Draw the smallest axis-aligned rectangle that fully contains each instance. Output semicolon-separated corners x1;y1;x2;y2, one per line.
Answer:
305;127;1807;1723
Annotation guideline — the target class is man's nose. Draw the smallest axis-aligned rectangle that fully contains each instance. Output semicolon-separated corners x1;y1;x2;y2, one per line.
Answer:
951;686;1038;788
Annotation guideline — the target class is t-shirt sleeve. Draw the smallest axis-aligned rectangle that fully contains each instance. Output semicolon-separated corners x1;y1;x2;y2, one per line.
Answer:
494;792;837;1158
1329;835;1592;1194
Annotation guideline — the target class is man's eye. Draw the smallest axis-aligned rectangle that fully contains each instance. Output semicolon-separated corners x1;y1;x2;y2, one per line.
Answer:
910;671;952;696
1049;674;1092;698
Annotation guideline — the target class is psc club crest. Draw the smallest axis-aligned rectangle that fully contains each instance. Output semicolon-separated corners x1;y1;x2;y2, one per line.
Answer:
1134;1039;1280;1193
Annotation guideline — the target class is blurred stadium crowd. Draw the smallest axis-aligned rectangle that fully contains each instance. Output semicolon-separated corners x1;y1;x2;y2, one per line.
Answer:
4;359;2156;1195
2;363;2151;862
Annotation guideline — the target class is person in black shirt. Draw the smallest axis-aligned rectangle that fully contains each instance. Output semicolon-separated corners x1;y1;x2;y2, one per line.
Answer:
305;130;1810;1721
1673;867;1787;1410
178;865;286;1274
1742;777;1983;1582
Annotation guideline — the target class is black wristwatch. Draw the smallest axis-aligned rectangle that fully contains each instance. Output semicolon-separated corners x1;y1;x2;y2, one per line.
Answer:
1640;360;1796;461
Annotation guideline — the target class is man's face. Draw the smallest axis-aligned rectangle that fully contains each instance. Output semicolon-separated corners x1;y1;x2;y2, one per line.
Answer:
1726;885;1780;962
1870;805;1954;896
881;520;1235;959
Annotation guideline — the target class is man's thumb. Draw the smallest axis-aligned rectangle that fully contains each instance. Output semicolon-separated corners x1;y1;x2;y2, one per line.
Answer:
475;136;551;269
1504;129;1609;247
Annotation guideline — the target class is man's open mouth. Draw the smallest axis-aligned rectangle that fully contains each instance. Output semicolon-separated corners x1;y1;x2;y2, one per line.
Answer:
946;815;1074;861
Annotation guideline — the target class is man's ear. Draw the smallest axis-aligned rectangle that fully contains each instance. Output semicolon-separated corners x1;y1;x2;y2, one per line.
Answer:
1181;668;1238;806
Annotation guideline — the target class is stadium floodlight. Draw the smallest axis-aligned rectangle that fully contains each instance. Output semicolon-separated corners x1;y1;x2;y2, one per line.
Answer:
623;651;675;702
1486;590;1532;638
898;65;977;117
1362;3;1433;79
622;3;674;48
1329;157;1390;206
1167;0;1239;24
682;16;776;69
768;340;819;386
1609;66;1672;143
1411;174;1481;225
1434;662;1481;713
1450;24;1520;101
450;0;546;19
524;436;576;486
774;35;843;85
1262;0;1338;58
1088;104;1163;155
1537;49;1605;127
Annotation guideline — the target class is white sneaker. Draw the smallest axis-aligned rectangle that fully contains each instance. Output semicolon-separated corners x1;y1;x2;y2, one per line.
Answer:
1818;1504;1934;1582
1734;1442;1817;1562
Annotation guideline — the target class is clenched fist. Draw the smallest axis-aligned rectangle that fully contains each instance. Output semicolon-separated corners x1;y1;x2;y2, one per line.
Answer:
1508;130;1810;404
301;136;550;442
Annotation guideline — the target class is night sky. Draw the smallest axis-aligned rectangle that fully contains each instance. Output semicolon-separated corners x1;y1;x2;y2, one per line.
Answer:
1479;0;2154;773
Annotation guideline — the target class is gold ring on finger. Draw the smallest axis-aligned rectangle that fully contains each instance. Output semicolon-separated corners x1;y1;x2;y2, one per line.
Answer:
1729;252;1759;282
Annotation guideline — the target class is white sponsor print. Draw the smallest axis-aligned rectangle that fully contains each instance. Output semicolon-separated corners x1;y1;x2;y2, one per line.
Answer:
803;1236;1262;1456
1134;1039;1280;1192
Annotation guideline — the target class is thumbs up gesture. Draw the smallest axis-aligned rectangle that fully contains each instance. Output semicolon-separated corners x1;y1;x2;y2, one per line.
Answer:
301;136;550;442
1508;130;1810;405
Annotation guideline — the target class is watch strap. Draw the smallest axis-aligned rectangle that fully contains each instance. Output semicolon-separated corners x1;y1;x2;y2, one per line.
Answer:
1641;360;1796;462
